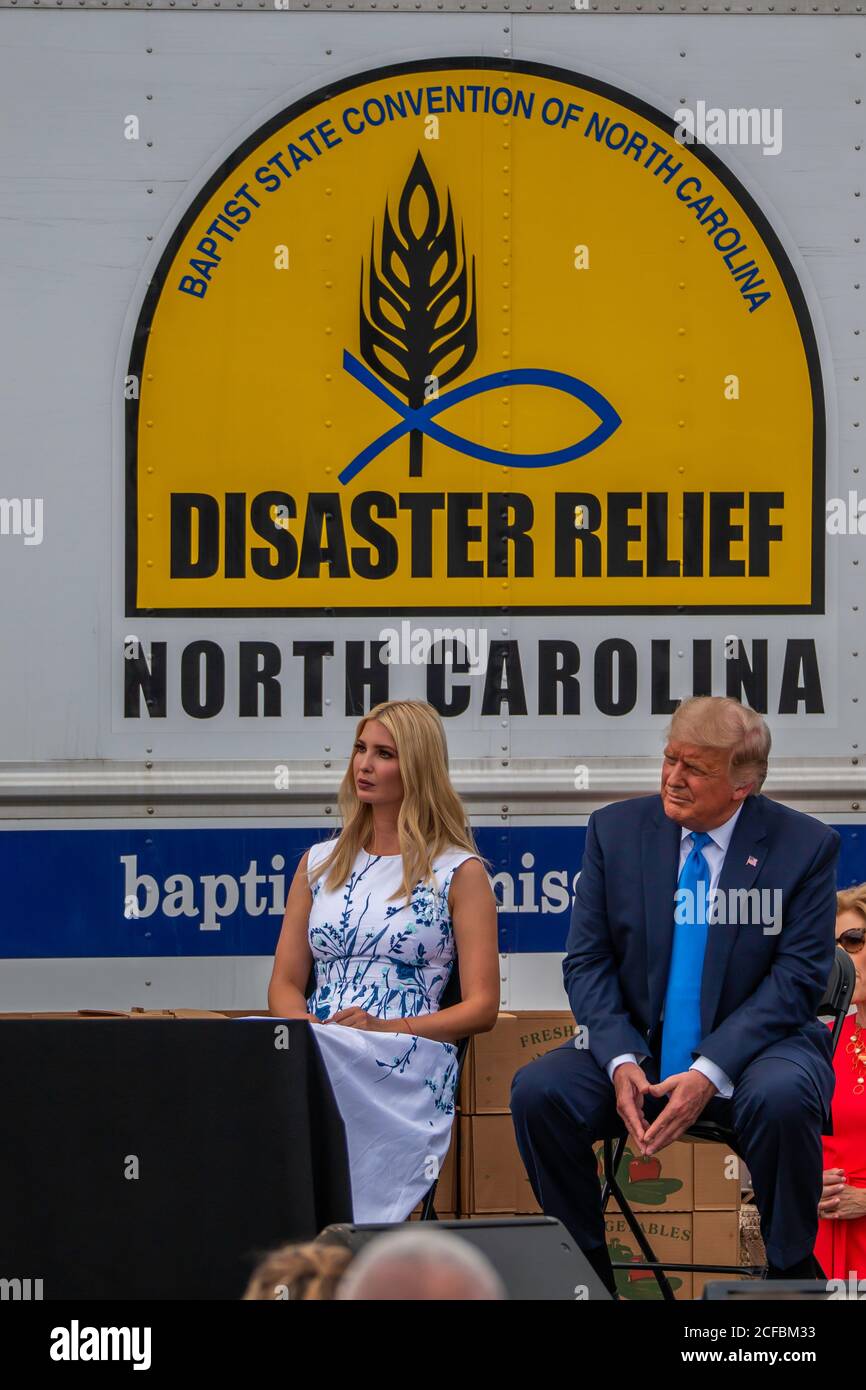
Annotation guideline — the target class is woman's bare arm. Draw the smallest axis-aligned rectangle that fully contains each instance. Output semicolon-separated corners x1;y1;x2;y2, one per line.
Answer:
401;858;500;1045
267;850;318;1019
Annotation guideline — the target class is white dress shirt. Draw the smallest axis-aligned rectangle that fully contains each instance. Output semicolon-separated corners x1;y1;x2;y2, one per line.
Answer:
607;802;745;1099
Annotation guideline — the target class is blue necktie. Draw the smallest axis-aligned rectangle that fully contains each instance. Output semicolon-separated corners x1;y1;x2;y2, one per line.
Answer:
660;830;713;1080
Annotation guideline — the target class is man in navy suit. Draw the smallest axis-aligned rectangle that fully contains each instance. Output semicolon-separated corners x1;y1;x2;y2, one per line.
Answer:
511;696;839;1295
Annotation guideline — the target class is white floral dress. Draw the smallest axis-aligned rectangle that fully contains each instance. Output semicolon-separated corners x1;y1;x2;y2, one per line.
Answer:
304;840;480;1223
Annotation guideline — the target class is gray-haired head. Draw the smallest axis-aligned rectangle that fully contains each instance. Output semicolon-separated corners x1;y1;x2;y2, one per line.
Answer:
335;1228;507;1301
666;695;771;793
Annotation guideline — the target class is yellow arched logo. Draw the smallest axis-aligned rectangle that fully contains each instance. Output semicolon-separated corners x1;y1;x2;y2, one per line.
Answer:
125;60;823;616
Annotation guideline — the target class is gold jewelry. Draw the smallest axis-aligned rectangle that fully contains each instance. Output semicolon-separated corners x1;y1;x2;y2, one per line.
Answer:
846;1022;866;1095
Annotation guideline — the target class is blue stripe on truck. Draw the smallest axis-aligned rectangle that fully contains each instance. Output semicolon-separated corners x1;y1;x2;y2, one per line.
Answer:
0;824;863;958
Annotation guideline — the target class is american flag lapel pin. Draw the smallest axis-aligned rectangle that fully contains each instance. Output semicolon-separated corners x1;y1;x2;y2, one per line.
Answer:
746;855;758;867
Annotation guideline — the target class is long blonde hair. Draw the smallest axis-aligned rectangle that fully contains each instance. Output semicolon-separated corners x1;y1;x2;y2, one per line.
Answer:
310;700;490;903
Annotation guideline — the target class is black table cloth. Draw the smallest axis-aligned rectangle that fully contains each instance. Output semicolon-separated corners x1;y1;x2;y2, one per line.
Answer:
0;1019;352;1298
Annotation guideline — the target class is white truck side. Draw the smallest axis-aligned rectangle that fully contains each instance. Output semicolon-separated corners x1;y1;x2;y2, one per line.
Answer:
0;1;863;1010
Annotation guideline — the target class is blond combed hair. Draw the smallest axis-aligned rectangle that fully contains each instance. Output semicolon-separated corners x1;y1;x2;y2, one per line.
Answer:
666;696;771;793
837;883;866;923
312;699;490;904
242;1241;352;1300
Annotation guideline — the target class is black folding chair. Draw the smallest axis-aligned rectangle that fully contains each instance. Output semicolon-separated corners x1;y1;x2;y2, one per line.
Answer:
418;957;469;1220
601;944;857;1301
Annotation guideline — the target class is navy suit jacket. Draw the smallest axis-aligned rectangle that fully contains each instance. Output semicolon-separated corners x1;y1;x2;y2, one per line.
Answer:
562;793;840;1121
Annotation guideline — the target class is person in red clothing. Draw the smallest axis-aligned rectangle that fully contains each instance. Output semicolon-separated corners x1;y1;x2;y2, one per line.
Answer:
815;884;866;1283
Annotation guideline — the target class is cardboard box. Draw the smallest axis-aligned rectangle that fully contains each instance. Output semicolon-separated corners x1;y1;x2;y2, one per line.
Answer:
605;1208;744;1301
605;1211;694;1301
437;1124;458;1212
692;1210;743;1298
595;1139;694;1212
459;1012;577;1113
0;1012;136;1020
693;1139;741;1210
595;1138;740;1214
459;1114;540;1214
461;1129;736;1219
130;1009;230;1019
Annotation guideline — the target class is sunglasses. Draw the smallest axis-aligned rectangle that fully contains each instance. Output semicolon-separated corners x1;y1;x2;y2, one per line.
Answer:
838;925;866;955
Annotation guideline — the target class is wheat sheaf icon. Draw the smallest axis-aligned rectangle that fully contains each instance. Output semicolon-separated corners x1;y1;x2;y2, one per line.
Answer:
339;151;621;486
360;150;477;479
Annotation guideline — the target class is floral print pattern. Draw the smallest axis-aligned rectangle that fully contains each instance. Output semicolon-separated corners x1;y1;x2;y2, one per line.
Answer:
308;849;462;1032
303;841;480;1222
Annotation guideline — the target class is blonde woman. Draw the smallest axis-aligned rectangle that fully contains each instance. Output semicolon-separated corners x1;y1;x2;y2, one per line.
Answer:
268;699;499;1223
